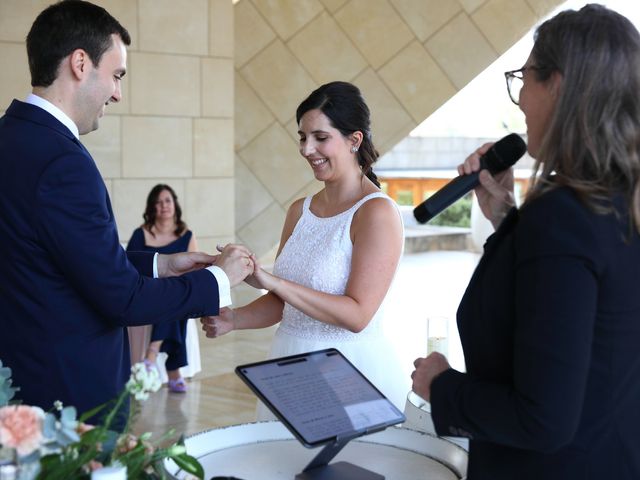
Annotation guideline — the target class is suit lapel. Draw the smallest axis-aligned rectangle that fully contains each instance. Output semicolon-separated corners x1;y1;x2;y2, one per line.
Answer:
6;99;77;143
7;99;96;160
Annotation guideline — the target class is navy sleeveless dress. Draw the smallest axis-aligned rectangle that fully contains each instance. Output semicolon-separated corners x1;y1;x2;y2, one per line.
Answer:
126;227;192;371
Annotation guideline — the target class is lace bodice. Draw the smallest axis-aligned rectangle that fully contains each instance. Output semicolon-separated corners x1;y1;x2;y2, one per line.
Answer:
273;192;394;341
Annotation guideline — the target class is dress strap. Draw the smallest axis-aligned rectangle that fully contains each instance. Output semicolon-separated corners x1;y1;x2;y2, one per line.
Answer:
350;192;393;212
350;193;404;246
302;192;396;220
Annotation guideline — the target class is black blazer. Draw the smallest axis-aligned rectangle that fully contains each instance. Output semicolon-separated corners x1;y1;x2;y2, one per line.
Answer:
0;100;220;416
431;186;640;479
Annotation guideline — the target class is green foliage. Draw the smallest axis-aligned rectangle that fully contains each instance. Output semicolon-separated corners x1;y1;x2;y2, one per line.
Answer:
428;194;472;228
395;191;414;206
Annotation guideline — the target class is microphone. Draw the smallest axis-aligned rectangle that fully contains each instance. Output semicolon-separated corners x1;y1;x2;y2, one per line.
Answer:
413;133;527;224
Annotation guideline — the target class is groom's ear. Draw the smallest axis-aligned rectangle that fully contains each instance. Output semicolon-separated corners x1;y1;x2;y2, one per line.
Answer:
69;49;90;81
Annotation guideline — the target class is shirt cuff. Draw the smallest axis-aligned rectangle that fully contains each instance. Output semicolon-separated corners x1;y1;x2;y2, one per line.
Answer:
153;253;159;279
206;265;232;308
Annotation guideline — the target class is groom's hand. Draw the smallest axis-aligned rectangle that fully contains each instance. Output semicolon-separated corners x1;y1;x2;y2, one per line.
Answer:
157;251;216;277
215;243;255;287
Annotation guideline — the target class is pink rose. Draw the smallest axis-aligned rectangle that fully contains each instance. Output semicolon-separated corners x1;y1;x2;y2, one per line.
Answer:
0;405;44;456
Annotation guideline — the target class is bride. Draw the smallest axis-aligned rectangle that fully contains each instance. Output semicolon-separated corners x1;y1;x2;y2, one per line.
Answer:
203;81;406;415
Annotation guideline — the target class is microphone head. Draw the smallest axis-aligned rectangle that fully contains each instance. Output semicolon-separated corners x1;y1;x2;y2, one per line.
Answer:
483;133;527;173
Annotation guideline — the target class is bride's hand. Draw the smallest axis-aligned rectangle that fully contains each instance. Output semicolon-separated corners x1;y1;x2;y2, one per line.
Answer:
216;245;263;289
252;266;279;292
243;253;262;289
244;254;278;292
201;307;235;338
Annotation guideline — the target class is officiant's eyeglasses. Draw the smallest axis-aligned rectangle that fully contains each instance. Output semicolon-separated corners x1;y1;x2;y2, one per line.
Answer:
504;66;542;105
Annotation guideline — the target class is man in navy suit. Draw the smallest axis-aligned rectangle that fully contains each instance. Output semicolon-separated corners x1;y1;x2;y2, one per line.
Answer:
0;0;253;420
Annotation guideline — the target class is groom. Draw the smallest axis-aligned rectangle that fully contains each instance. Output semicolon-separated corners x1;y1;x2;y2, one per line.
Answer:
0;0;252;419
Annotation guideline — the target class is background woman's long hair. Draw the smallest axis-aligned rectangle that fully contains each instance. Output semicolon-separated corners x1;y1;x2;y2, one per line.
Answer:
296;81;381;188
525;4;640;234
143;184;186;237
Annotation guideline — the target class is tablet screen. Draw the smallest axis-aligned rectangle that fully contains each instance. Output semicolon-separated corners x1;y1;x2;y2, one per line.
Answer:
236;348;405;447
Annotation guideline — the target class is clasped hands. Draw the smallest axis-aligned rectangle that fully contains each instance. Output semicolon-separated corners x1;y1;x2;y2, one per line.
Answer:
156;243;276;340
200;245;282;339
212;243;257;287
156;243;260;287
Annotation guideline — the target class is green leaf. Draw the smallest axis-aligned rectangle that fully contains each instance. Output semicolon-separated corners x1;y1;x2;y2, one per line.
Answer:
79;426;108;445
78;402;108;423
100;429;119;457
171;453;204;480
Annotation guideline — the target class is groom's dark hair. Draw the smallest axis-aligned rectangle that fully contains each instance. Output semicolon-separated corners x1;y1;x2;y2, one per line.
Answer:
26;0;131;87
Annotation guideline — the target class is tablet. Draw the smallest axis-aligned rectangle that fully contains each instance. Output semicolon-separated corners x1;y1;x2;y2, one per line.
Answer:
236;348;405;448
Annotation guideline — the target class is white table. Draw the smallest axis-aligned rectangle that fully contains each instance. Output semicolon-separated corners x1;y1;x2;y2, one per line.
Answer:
165;421;467;479
403;391;469;451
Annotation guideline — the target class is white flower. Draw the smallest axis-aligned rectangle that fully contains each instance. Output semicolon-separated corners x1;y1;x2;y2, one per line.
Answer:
125;363;161;401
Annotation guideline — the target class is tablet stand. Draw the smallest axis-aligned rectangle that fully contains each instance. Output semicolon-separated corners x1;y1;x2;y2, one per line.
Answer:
237;349;404;480
295;432;384;480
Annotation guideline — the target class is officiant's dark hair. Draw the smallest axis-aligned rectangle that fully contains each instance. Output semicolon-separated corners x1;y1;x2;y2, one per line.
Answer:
27;0;131;87
143;184;186;237
296;81;380;188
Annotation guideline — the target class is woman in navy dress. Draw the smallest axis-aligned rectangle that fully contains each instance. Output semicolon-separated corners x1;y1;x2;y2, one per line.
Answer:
127;184;198;393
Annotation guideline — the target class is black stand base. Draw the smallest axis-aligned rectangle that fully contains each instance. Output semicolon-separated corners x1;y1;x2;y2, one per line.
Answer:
296;433;384;480
295;461;384;480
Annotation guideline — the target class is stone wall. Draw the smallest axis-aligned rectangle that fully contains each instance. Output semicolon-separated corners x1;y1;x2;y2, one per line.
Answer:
0;0;235;255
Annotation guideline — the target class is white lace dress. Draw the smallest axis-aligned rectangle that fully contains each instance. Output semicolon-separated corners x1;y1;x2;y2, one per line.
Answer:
257;192;408;420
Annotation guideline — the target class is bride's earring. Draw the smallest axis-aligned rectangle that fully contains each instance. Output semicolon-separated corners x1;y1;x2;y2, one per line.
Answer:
350;146;358;153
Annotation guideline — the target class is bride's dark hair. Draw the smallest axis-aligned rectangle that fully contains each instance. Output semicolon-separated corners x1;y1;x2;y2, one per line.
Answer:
296;81;380;188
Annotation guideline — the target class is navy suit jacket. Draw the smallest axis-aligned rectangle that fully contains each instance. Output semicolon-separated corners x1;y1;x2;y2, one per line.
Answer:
430;187;640;479
0;100;220;416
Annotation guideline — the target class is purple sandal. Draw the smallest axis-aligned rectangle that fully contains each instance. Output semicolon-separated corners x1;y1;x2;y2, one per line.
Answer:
168;378;187;393
143;359;157;372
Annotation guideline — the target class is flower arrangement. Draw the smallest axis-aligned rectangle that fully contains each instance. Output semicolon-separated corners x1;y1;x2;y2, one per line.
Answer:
0;359;203;480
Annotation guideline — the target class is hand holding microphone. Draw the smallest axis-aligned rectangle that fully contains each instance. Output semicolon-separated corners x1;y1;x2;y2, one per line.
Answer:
459;141;519;229
413;133;527;226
